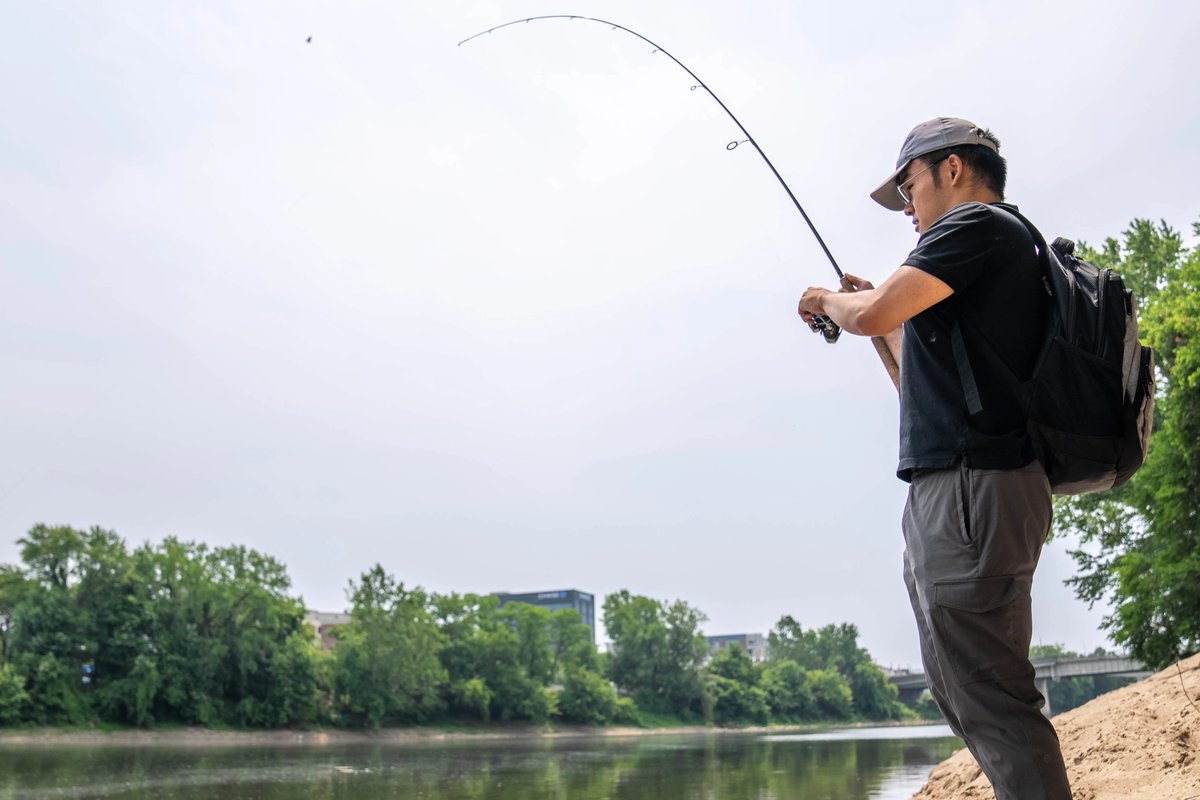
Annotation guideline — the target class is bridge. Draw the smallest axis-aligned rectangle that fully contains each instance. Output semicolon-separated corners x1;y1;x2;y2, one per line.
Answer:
887;654;1152;715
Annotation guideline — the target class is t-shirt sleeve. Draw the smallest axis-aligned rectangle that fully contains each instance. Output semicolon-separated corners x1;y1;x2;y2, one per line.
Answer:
902;202;1009;293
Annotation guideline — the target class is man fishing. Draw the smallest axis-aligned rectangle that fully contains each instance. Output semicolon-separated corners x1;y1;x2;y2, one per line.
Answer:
798;117;1072;800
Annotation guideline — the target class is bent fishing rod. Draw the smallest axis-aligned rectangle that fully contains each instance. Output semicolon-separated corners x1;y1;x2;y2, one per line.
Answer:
459;15;900;389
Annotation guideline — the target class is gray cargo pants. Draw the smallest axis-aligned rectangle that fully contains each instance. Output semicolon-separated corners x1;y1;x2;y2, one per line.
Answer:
902;461;1072;800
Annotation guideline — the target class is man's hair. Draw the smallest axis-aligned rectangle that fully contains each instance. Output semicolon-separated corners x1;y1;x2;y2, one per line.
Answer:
923;128;1007;198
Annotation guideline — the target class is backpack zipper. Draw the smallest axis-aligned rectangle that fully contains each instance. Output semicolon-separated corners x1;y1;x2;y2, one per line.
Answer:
1096;269;1111;357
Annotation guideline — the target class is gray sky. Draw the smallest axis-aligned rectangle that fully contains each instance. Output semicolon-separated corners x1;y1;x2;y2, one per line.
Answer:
2;0;1197;669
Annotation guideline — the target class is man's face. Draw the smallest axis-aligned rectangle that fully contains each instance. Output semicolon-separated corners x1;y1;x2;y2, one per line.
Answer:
896;156;950;235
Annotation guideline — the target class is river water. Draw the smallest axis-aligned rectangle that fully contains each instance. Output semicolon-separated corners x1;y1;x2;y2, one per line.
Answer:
0;724;961;800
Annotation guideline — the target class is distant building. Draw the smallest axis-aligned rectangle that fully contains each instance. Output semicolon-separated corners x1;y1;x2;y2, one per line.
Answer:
706;633;767;663
305;610;352;650
493;589;596;643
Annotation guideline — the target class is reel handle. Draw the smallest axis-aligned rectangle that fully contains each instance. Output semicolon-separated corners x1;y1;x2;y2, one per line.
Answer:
808;314;842;343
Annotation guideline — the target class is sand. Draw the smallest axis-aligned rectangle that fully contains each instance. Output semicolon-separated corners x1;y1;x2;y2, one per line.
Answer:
911;651;1200;800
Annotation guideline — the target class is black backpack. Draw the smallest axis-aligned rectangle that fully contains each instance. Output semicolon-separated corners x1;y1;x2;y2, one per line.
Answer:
951;208;1155;495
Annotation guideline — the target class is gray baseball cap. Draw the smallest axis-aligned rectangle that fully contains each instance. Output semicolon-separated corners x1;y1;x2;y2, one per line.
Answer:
870;117;1000;211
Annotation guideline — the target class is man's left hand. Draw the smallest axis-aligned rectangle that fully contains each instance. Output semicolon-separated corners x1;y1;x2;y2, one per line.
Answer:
798;287;831;325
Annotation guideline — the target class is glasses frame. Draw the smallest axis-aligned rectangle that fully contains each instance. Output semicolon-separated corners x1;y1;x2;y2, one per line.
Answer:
896;155;949;206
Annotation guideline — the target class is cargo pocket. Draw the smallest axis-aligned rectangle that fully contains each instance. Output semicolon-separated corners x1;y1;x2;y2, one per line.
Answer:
933;575;1033;686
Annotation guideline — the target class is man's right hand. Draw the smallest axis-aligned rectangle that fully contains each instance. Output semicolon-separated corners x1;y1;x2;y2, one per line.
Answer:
839;273;875;293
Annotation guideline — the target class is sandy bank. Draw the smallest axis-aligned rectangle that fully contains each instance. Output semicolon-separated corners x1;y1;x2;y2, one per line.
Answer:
911;651;1200;800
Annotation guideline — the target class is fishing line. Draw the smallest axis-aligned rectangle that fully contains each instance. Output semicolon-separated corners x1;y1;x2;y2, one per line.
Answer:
460;16;902;387
459;18;843;317
459;16;840;278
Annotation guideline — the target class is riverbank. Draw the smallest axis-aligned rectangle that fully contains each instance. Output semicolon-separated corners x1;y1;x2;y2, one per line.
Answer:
911;651;1200;800
0;719;943;748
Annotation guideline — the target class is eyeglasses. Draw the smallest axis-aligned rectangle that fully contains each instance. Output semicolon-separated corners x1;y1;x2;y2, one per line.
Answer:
896;155;948;206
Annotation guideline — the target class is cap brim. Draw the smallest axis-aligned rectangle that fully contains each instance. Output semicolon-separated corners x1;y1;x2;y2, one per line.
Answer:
870;163;908;212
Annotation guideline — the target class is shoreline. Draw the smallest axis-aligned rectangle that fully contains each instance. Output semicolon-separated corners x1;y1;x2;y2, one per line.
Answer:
0;719;948;748
912;653;1200;800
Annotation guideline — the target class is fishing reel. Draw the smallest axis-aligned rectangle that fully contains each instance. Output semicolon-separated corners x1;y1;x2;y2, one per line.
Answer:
808;314;842;344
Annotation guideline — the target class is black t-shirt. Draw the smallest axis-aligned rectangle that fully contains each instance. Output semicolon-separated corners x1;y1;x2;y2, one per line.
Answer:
896;201;1048;481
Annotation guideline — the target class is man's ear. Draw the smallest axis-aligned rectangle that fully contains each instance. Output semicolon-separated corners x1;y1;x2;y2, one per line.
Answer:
946;154;964;185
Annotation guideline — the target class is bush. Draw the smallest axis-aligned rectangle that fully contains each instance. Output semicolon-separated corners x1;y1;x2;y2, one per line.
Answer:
452;677;492;721
761;659;814;721
612;696;639;725
558;668;618;725
848;662;910;720
808;668;853;720
519;685;557;723
707;673;769;726
24;654;91;725
0;664;30;725
911;691;944;721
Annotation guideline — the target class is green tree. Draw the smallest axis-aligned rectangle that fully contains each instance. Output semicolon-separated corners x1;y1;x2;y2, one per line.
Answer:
121;655;160;728
3;527;324;728
558;667;619;725
0;564;32;664
766;617;870;678
760;659;814;721
452;677;493;721
75;529;155;725
0;663;30;724
847;662;909;721
503;602;555;686
17;524;84;590
333;565;446;728
548;608;598;675
8;526;111;724
807;668;853;720
911;691;944;721
603;590;708;718
1075;218;1180;299
132;537;223;724
132;537;321;726
705;645;768;725
765;616;905;720
1060;219;1200;668
431;593;559;722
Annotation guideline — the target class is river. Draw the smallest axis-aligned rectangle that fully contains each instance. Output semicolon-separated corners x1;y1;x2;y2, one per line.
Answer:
0;724;961;799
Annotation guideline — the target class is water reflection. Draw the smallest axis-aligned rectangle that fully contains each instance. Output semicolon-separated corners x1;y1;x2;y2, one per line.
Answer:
0;727;962;800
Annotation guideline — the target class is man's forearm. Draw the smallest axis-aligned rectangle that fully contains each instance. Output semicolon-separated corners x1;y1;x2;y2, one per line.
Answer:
820;289;879;336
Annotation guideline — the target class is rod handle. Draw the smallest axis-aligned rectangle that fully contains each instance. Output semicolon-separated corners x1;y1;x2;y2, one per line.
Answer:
838;276;900;392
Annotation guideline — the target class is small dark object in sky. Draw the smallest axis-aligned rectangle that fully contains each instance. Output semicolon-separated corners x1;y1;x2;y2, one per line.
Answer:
306;36;312;43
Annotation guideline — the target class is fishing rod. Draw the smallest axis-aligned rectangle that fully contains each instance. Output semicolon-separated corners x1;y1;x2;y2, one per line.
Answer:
459;15;900;388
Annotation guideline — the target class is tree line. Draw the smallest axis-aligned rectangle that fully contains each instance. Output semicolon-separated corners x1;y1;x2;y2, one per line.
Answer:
0;525;912;728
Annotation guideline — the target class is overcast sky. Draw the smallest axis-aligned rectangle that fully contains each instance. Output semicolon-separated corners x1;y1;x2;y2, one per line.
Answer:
2;1;1197;669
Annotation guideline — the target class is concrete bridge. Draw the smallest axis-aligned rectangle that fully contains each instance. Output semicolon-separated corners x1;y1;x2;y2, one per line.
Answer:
887;654;1152;715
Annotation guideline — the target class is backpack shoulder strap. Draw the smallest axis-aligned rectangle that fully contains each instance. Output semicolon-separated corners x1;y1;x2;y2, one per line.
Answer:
947;204;1050;416
950;321;984;416
994;204;1051;259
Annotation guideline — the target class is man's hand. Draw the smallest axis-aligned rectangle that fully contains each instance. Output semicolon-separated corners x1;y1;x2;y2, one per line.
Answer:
798;273;876;327
798;273;877;321
798;287;832;326
840;273;875;292
798;270;907;390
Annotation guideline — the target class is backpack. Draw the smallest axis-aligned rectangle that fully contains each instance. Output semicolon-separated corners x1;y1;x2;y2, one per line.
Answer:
951;207;1155;495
